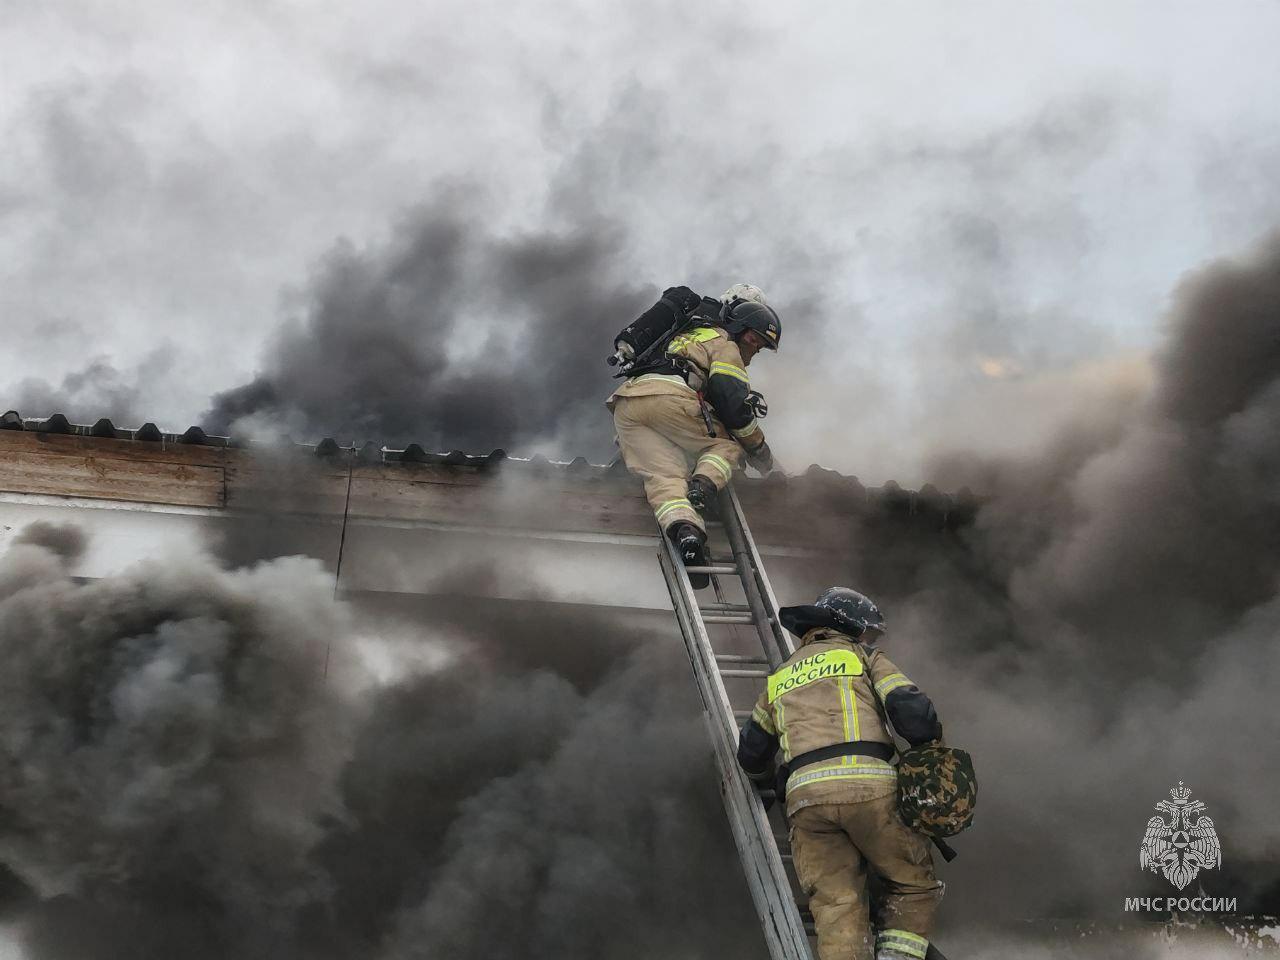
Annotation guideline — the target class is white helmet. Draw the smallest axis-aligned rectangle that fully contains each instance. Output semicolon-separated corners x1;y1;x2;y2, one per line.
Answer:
720;283;768;306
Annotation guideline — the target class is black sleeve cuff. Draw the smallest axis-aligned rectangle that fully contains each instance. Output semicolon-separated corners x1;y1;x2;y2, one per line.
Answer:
705;376;754;430
737;719;779;778
885;686;943;746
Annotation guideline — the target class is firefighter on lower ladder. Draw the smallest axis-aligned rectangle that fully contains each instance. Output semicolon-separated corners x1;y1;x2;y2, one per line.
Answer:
606;283;781;589
737;588;945;960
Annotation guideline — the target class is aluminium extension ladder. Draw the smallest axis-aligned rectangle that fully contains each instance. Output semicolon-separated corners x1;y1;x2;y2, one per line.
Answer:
656;484;814;959
657;485;952;960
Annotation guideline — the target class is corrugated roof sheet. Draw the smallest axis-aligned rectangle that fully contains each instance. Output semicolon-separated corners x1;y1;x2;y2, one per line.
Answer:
2;409;503;467
1;410;979;526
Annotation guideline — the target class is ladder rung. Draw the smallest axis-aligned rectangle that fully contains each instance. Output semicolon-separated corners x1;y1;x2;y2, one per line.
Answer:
703;614;756;624
699;602;751;613
685;565;739;575
719;667;768;678
715;654;768;665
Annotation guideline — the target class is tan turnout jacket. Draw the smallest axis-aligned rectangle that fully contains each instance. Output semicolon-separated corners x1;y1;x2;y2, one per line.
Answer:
606;326;766;451
749;628;918;815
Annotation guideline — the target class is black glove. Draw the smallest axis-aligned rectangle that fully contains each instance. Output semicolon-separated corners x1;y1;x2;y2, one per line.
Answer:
746;441;775;476
771;763;791;809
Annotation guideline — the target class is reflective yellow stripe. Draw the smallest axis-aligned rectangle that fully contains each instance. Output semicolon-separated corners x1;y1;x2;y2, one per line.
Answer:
655;498;693;521
777;696;790;759
787;758;897;792
697;453;733;483
876;930;929;959
878;930;928;946
841;677;860;740
709;361;750;384
875;673;913;696
731;419;759;438
631;373;694;391
751;703;775;734
841;678;850;740
768;649;864;703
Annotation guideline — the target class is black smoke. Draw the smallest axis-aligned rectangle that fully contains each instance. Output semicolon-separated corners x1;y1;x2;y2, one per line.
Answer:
933;230;1280;670
191;79;869;461
204;205;652;456
0;526;764;960
7;348;175;429
193;91;1144;474
7;230;1280;959
323;598;766;960
0;522;360;959
771;232;1280;925
3;233;1278;960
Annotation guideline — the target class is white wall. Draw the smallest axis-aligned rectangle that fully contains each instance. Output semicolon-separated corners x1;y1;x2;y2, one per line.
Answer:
0;493;674;611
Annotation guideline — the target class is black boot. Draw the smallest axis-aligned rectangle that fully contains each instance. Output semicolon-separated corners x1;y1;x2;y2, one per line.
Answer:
686;475;719;515
669;522;710;589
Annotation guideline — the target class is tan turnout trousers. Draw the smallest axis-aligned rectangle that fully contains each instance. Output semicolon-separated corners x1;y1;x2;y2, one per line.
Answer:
791;795;941;960
611;392;744;532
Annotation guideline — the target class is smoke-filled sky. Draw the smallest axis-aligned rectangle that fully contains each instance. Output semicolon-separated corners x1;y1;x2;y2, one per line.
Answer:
3;220;1277;957
3;4;1280;958
4;0;1280;482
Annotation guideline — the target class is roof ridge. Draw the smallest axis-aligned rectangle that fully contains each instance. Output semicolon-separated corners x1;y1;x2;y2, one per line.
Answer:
0;409;974;507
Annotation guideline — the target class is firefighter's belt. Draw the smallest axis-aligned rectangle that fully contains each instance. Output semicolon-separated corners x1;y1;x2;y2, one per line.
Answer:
789;741;895;772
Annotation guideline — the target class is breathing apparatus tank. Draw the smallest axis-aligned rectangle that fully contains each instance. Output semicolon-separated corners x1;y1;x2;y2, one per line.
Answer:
608;286;720;377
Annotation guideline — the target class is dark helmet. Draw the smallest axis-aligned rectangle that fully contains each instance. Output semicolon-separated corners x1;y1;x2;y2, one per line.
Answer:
779;587;885;639
721;300;781;350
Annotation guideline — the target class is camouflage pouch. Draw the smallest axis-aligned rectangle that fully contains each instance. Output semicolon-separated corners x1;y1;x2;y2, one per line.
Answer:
897;744;977;838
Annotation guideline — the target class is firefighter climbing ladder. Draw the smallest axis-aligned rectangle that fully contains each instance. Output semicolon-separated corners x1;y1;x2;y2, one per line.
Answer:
656;484;814;960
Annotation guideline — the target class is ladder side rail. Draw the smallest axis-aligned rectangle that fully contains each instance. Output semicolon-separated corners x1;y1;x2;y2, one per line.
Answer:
725;484;798;663
658;541;733;736
658;539;813;960
717;489;786;671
